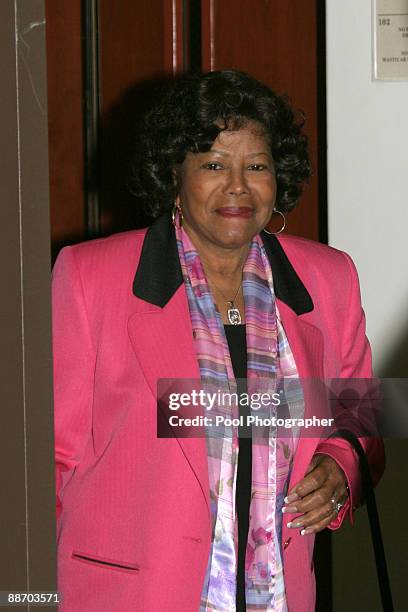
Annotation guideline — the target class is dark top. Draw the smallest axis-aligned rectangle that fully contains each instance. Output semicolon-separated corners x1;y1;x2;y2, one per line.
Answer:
224;324;251;612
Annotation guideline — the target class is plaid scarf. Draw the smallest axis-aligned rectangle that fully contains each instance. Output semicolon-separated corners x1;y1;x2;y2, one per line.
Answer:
175;218;301;611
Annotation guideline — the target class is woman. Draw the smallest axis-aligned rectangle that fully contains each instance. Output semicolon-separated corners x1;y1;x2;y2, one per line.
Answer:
53;70;384;611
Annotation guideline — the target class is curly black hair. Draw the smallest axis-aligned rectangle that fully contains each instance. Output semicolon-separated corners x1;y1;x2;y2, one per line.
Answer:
131;70;311;217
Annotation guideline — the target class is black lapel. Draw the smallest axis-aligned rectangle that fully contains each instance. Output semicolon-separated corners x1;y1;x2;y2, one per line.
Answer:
133;212;313;315
260;230;314;315
133;212;183;307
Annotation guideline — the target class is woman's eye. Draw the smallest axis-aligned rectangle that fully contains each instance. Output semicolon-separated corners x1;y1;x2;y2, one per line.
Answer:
202;162;223;170
248;164;267;171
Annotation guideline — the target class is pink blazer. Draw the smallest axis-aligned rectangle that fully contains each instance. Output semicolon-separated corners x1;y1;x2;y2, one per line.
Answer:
53;214;384;611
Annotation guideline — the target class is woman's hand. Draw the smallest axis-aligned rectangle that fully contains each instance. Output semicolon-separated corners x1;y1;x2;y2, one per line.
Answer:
282;454;349;535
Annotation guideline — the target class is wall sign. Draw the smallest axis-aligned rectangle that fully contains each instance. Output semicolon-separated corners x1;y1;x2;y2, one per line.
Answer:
373;0;408;80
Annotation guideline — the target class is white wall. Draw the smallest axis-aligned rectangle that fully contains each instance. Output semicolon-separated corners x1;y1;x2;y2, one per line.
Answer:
326;0;408;375
326;2;407;610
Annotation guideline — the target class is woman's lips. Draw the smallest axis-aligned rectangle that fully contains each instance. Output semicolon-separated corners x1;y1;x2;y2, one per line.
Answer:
215;207;253;218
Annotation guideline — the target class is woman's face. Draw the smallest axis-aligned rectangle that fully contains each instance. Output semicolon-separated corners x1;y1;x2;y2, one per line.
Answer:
175;120;277;251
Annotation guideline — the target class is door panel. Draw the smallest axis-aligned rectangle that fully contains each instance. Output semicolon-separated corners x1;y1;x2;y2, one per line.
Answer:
45;0;85;252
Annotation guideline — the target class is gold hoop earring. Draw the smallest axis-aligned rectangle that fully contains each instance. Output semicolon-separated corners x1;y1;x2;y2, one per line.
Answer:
263;208;286;235
171;203;183;228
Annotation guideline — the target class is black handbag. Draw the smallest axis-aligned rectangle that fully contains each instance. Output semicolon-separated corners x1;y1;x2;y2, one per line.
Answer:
333;429;394;612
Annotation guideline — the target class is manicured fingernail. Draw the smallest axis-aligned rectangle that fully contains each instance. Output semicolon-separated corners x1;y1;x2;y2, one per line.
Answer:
301;528;313;536
284;493;299;503
287;520;303;528
282;505;297;513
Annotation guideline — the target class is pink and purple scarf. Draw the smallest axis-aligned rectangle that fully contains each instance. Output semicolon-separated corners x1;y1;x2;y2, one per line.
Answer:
175;218;301;611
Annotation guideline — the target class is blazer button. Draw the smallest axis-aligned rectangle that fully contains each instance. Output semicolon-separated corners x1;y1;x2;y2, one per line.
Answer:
283;537;292;550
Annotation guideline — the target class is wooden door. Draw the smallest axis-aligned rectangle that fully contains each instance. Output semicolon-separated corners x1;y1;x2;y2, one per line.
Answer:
46;0;326;250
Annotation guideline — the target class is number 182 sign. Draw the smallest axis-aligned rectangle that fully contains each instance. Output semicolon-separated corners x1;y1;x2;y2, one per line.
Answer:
373;0;408;80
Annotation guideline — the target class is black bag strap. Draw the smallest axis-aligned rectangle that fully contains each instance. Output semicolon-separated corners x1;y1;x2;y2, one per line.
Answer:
332;429;394;612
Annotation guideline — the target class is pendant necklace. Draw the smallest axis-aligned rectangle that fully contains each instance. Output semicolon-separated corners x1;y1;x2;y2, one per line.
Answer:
210;278;243;325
